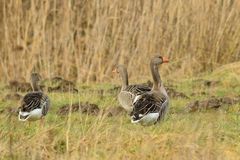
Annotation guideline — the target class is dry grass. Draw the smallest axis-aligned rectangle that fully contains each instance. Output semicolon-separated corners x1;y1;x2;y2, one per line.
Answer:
0;0;240;83
0;63;239;159
1;1;240;159
0;72;240;159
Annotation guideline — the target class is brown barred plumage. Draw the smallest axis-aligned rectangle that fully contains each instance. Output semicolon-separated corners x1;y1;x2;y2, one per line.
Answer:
130;56;170;125
131;92;168;122
115;65;151;112
18;73;50;121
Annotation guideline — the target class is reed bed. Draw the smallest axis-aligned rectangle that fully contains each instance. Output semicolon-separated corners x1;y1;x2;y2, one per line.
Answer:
0;0;240;83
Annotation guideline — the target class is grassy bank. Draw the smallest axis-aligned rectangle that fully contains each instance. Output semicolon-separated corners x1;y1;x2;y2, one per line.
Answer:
0;64;240;159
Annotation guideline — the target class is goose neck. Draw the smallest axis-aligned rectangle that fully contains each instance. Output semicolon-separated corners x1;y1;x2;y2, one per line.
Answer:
120;68;129;90
32;80;40;91
150;61;161;91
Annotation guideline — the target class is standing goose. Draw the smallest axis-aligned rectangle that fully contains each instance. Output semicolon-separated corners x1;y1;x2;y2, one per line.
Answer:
18;73;50;121
131;56;169;125
113;65;151;112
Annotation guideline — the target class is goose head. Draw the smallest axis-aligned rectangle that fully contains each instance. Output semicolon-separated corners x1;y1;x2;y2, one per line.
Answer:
112;65;129;90
31;73;42;91
150;55;169;91
151;55;169;66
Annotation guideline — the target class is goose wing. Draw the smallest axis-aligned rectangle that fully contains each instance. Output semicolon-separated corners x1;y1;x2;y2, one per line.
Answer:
131;92;168;121
19;92;50;115
118;85;151;112
118;91;134;112
126;85;151;95
41;95;50;116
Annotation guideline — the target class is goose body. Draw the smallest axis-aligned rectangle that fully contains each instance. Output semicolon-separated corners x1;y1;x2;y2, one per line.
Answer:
114;65;151;112
18;73;50;122
131;91;168;125
131;56;169;125
19;108;42;121
18;92;50;121
118;85;151;112
131;113;159;125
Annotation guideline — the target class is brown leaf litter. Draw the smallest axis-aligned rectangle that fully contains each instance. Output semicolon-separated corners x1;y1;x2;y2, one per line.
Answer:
203;80;220;87
190;91;207;96
103;106;127;117
7;80;32;92
46;76;78;93
57;102;127;117
3;93;22;101
186;96;240;112
166;87;189;99
6;76;78;93
0;106;18;116
57;102;100;116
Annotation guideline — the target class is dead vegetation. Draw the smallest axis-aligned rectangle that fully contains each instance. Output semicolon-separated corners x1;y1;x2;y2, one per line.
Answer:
57;102;126;117
6;76;78;93
0;0;240;159
45;77;78;93
3;93;22;101
7;80;32;92
186;96;240;112
0;106;18;115
0;0;240;82
57;102;100;116
103;106;127;117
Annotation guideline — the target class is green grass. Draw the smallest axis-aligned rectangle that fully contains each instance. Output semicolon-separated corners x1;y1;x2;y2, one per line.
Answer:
0;72;240;160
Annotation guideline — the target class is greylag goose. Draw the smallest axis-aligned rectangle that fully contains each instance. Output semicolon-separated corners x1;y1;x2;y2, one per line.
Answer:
113;65;151;112
131;56;169;125
18;73;50;121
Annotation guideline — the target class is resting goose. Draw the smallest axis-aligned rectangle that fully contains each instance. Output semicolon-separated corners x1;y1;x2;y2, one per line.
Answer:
18;73;50;121
113;65;151;112
131;56;169;125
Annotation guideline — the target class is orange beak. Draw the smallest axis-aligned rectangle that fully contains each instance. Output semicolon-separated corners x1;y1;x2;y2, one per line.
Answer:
162;56;169;63
112;68;117;73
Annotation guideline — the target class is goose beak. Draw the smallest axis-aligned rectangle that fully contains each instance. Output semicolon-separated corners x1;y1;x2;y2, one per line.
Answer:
112;68;117;73
162;57;169;63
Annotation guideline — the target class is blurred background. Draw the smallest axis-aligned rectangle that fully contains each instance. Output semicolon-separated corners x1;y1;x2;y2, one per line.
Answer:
0;0;240;83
